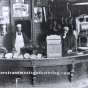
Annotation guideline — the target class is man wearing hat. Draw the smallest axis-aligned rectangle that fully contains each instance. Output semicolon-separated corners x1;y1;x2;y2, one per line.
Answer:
12;24;29;56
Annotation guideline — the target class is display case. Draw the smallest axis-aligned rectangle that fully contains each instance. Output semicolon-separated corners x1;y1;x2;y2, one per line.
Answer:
46;35;62;58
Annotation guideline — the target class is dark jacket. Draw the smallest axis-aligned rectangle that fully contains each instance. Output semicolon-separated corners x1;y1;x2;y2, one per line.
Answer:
12;32;29;48
62;33;76;52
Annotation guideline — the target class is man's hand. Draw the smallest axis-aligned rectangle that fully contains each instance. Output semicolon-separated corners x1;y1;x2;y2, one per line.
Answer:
67;50;72;54
12;47;16;51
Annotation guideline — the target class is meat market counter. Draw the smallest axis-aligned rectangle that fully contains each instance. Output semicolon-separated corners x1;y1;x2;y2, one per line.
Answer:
0;53;88;86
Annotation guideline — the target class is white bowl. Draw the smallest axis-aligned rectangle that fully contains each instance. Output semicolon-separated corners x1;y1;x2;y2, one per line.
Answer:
5;53;12;59
24;53;30;59
37;54;42;59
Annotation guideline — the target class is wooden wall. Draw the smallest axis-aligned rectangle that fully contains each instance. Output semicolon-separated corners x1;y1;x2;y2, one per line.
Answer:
35;65;69;85
33;0;48;43
1;0;88;50
33;0;88;43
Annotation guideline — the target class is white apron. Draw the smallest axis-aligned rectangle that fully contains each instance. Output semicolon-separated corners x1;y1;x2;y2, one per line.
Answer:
14;32;24;55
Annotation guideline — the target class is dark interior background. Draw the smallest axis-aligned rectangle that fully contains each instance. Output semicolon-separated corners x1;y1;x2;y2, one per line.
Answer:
15;20;31;39
48;0;88;18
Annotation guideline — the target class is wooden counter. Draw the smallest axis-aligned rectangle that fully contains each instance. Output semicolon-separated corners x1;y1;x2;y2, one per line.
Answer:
0;54;88;86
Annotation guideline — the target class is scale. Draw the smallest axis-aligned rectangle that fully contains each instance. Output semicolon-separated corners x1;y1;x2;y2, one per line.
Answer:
76;15;88;51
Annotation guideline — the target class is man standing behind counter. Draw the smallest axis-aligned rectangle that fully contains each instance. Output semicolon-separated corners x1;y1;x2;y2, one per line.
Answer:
62;25;76;54
12;24;29;56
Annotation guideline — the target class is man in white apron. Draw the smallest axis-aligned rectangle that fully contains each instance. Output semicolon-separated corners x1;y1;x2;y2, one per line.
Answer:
13;24;29;56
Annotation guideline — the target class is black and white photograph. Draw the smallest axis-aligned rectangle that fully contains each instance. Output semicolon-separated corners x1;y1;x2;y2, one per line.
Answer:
0;0;88;88
13;4;29;17
34;7;42;22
